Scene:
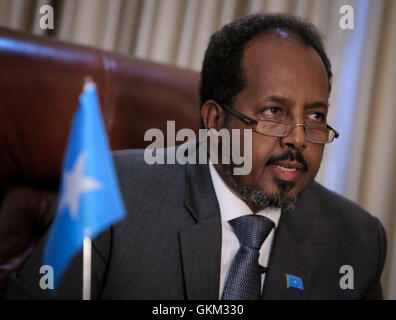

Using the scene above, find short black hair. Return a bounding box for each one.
[199,13,333,109]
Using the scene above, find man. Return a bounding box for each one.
[6,13,386,299]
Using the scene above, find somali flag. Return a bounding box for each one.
[286,274,304,290]
[43,80,125,288]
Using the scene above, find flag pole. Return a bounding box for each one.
[82,77,94,301]
[83,235,92,300]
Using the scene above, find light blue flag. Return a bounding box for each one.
[44,81,125,288]
[286,274,304,290]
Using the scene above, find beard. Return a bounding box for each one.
[223,163,297,213]
[216,120,304,213]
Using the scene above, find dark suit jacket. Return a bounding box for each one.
[6,148,387,299]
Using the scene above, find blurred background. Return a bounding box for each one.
[0,0,395,299]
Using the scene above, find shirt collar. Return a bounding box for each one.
[208,159,281,227]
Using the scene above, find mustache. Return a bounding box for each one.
[266,150,308,172]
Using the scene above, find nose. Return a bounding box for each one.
[280,124,307,151]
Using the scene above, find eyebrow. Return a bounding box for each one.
[305,101,329,110]
[263,95,329,109]
[264,95,290,105]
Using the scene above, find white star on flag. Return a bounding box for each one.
[58,151,103,219]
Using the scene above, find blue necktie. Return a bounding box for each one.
[222,214,275,300]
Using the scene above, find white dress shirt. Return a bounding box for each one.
[208,160,281,299]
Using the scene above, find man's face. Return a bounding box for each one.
[218,33,329,211]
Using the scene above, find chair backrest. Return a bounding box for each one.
[0,27,201,296]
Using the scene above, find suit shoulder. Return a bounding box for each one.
[112,149,146,165]
[111,148,187,197]
[306,181,374,221]
[304,181,386,248]
[301,181,386,244]
[112,148,185,174]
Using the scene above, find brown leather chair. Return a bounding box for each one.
[0,27,201,297]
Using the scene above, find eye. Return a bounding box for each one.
[307,111,326,122]
[262,106,285,117]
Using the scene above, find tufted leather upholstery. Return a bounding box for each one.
[0,27,201,296]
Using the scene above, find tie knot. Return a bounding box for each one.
[229,215,275,249]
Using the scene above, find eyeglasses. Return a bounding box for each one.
[217,102,339,144]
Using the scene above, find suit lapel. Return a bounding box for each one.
[179,161,222,300]
[262,204,312,299]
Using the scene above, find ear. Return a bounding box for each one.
[201,100,225,130]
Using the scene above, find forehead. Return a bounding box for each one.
[240,32,329,102]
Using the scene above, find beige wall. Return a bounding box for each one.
[0,0,395,299]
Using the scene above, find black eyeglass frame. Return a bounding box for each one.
[216,102,340,144]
